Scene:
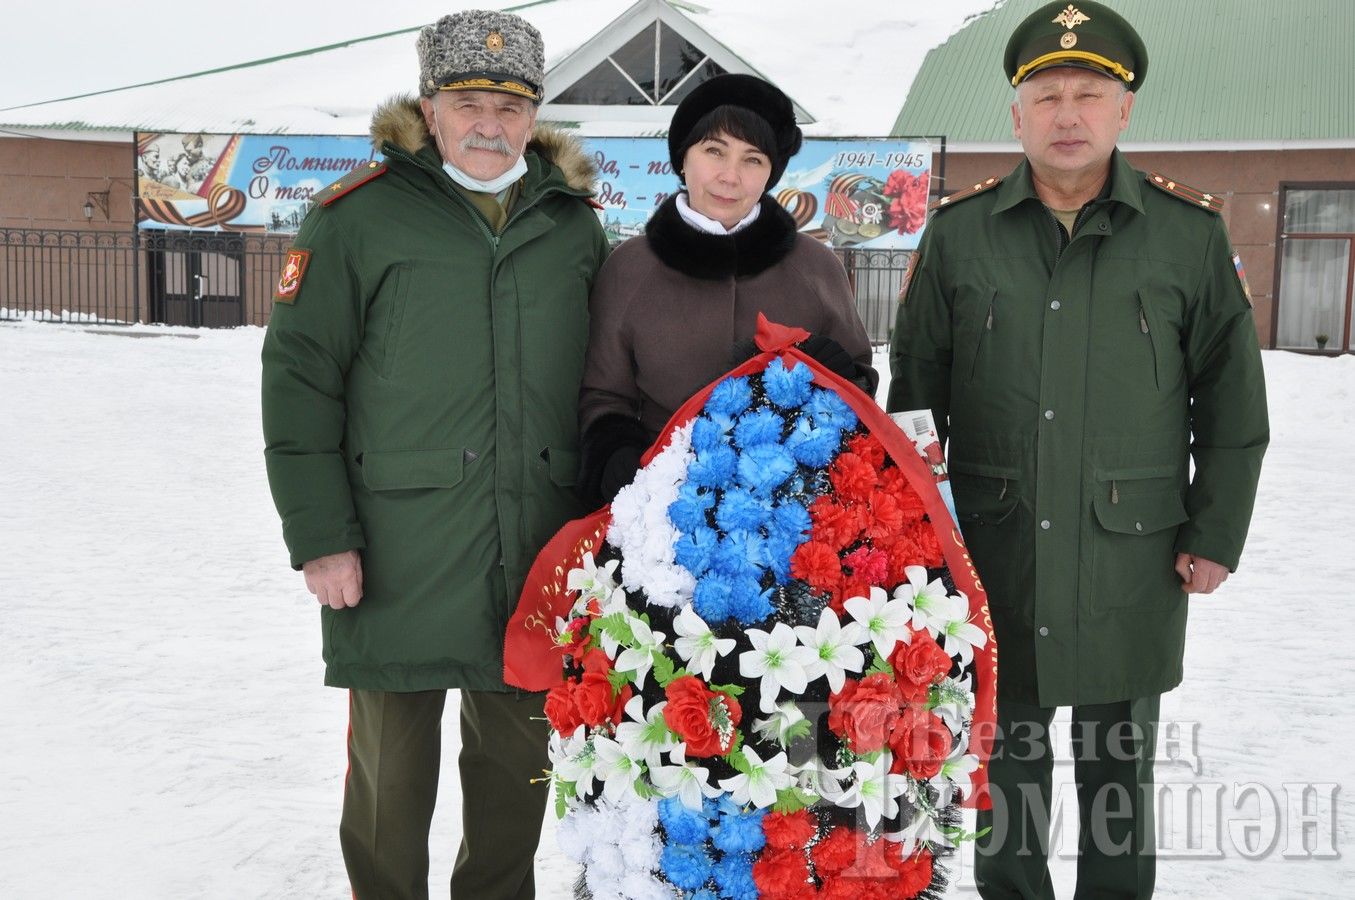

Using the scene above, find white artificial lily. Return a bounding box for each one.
[844,585,913,659]
[612,696,676,771]
[897,565,967,636]
[937,593,989,665]
[648,742,721,810]
[789,755,850,804]
[931,753,981,804]
[553,731,601,801]
[566,552,621,614]
[592,735,647,804]
[837,754,909,829]
[886,802,956,854]
[611,615,666,687]
[930,674,975,734]
[794,606,867,692]
[739,622,818,712]
[718,745,794,809]
[751,701,807,748]
[672,605,735,681]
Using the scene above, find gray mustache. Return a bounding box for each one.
[460,134,514,156]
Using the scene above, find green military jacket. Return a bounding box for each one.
[262,98,609,692]
[887,150,1268,706]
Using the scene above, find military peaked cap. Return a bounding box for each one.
[1005,2,1148,91]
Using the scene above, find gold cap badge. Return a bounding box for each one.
[1053,4,1091,29]
[1060,32,1078,48]
[486,31,505,52]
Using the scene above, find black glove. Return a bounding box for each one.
[579,413,653,507]
[797,333,856,380]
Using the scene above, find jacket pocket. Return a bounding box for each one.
[1090,476,1188,611]
[950,460,1023,607]
[361,448,464,491]
[375,264,412,378]
[964,287,998,384]
[541,446,579,488]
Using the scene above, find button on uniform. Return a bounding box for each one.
[1040,519,1051,530]
[1050,300,1061,310]
[1038,626,1050,637]
[1044,409,1055,420]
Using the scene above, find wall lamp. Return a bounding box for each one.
[83,190,111,221]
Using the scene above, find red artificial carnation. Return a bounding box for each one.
[881,467,929,525]
[810,824,858,876]
[829,452,878,503]
[883,533,925,584]
[663,675,742,757]
[809,496,864,551]
[889,706,953,779]
[752,848,814,899]
[842,546,889,587]
[543,680,583,734]
[885,170,930,234]
[791,540,844,592]
[909,521,945,567]
[763,809,819,850]
[887,845,935,897]
[889,627,955,703]
[865,490,905,544]
[846,432,887,469]
[828,673,904,754]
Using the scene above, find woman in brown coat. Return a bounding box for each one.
[578,74,877,504]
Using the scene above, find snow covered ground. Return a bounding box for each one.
[1,319,1351,898]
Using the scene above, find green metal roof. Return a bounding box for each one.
[893,0,1355,143]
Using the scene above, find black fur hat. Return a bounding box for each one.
[667,74,803,189]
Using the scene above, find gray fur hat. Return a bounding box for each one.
[417,10,545,102]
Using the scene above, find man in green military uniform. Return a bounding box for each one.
[261,9,608,899]
[887,2,1267,897]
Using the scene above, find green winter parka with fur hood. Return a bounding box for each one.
[262,96,609,692]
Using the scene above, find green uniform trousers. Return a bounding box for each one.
[975,695,1160,900]
[339,688,550,899]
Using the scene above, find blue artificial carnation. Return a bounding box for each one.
[712,806,768,854]
[711,851,758,899]
[659,795,712,845]
[763,534,797,584]
[674,525,719,577]
[692,892,719,900]
[714,488,771,534]
[688,444,738,488]
[771,499,811,541]
[804,386,858,431]
[737,443,797,496]
[660,843,714,891]
[763,357,815,409]
[784,417,843,467]
[706,376,753,418]
[669,482,715,532]
[728,577,775,625]
[712,530,765,580]
[690,415,726,454]
[692,572,734,622]
[732,408,786,450]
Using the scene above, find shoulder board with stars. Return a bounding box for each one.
[1145,172,1224,213]
[929,176,1002,211]
[318,160,388,207]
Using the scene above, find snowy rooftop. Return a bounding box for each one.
[0,0,1002,138]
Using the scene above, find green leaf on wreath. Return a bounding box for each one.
[708,682,746,697]
[651,651,677,687]
[590,612,636,647]
[865,648,894,677]
[772,786,819,814]
[554,780,575,819]
[781,717,814,744]
[725,740,751,774]
[607,668,633,694]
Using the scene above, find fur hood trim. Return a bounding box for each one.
[644,193,799,280]
[369,94,597,193]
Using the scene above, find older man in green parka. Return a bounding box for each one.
[887,3,1267,898]
[261,10,607,899]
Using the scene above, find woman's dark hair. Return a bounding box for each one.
[674,104,777,177]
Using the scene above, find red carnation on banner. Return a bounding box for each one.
[884,169,930,234]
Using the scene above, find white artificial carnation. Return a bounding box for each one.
[556,805,598,862]
[619,869,673,900]
[606,422,698,609]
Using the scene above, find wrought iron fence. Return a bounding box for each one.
[141,230,291,327]
[836,247,910,344]
[1,228,139,324]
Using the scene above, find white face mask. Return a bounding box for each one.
[430,104,528,194]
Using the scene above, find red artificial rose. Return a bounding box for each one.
[889,706,953,779]
[809,496,864,551]
[828,673,904,754]
[887,845,935,897]
[558,617,591,657]
[574,670,631,728]
[543,680,584,734]
[909,521,945,567]
[791,539,844,592]
[865,490,905,544]
[829,452,878,503]
[663,675,742,757]
[752,848,814,899]
[763,808,819,850]
[846,432,886,469]
[810,824,857,876]
[889,628,955,703]
[842,546,888,587]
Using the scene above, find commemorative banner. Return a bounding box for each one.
[136,132,932,248]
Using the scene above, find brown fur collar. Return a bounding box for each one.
[369,94,597,193]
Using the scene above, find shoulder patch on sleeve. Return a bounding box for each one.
[274,248,311,304]
[318,160,388,207]
[1232,252,1254,307]
[929,175,1002,211]
[1146,172,1224,213]
[898,251,920,303]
